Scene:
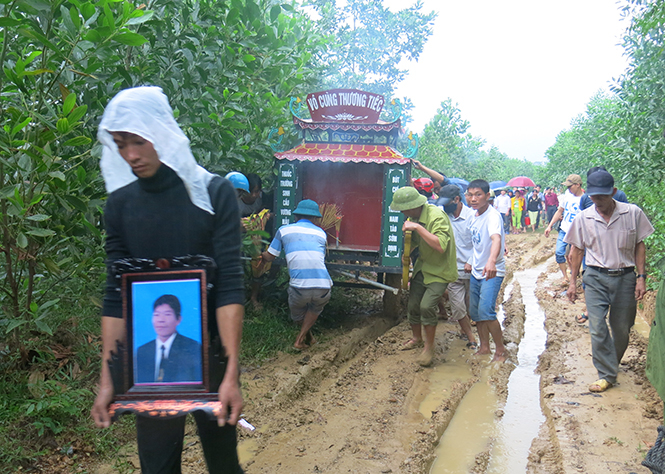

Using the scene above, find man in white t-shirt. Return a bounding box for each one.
[493,189,511,234]
[466,179,507,362]
[438,185,478,348]
[545,174,584,284]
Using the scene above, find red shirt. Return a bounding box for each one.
[544,192,559,207]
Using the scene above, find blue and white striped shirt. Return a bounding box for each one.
[267,219,332,289]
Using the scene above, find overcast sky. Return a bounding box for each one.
[384,0,630,163]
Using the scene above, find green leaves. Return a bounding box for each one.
[63,136,91,147]
[56,118,70,134]
[115,32,147,46]
[126,10,154,25]
[63,94,77,116]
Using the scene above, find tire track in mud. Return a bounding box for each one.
[528,236,662,473]
[91,234,552,474]
[88,233,662,474]
[238,234,551,474]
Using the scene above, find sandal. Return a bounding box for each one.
[576,313,588,325]
[589,379,612,393]
[466,342,478,350]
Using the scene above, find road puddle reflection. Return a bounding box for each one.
[430,263,549,473]
[429,370,498,473]
[488,264,547,472]
[418,338,474,419]
[634,312,651,338]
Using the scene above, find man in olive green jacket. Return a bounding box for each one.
[391,186,458,366]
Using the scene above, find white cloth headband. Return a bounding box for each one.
[98,86,215,214]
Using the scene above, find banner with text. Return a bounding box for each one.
[274,161,300,228]
[380,165,408,268]
[306,89,385,124]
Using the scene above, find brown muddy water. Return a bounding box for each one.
[430,263,549,473]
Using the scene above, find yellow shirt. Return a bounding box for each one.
[411,204,458,284]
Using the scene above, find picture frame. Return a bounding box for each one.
[109,269,220,419]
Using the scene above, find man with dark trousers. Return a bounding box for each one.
[135,294,202,384]
[91,87,245,474]
[565,170,653,392]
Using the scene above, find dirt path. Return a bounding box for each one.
[91,232,662,473]
[529,250,661,473]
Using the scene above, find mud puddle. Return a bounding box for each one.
[429,371,497,473]
[83,233,661,474]
[488,263,548,472]
[429,263,548,473]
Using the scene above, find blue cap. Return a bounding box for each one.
[293,199,322,217]
[586,170,614,196]
[225,171,249,192]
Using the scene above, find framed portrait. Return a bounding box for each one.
[110,269,220,418]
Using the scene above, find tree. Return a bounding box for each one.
[305,0,436,101]
[542,92,622,186]
[0,0,328,349]
[418,98,473,175]
[0,0,151,347]
[415,99,542,182]
[129,0,328,175]
[542,0,665,275]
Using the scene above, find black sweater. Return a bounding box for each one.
[102,164,244,326]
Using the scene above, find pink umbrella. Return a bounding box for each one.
[507,176,535,187]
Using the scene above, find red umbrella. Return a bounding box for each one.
[507,176,535,187]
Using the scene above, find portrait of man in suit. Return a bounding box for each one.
[135,294,202,384]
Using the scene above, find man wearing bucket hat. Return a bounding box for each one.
[565,170,653,392]
[391,187,457,366]
[260,199,332,350]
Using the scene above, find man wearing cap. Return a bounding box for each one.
[439,185,479,349]
[225,171,249,198]
[564,170,654,392]
[391,187,457,367]
[579,166,628,211]
[545,174,585,283]
[260,200,332,350]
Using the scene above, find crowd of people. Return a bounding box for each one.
[88,86,659,473]
[492,185,562,234]
[409,160,655,398]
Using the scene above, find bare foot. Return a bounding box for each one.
[416,348,434,367]
[400,338,424,351]
[294,342,309,351]
[305,331,317,346]
[474,348,492,356]
[492,352,507,362]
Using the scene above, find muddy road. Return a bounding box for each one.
[99,232,662,473]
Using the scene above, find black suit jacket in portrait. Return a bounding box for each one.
[135,333,202,383]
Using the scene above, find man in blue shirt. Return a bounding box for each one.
[260,199,332,350]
